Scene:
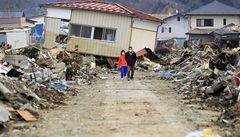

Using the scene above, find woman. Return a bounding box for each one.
[117,50,128,80]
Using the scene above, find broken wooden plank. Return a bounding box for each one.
[17,110,37,121]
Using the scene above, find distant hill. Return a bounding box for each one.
[110,0,240,14]
[0,0,240,17]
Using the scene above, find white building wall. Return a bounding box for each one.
[6,30,30,49]
[47,8,71,20]
[132,18,159,31]
[158,16,189,40]
[130,28,157,51]
[131,18,159,51]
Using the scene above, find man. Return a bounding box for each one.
[125,46,137,80]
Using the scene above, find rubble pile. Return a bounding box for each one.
[0,45,110,132]
[136,45,181,72]
[161,43,240,136]
[0,74,69,112]
[218,102,240,136]
[137,57,162,72]
[136,48,162,72]
[167,43,240,109]
[137,42,240,135]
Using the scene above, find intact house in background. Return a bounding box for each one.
[42,1,162,57]
[0,11,35,49]
[156,13,189,48]
[186,1,240,45]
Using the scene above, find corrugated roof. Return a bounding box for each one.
[42,1,162,22]
[0,11,25,18]
[126,7,161,22]
[187,1,240,15]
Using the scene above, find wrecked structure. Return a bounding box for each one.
[42,1,162,57]
[212,23,240,48]
[137,31,240,135]
[0,42,113,135]
[186,23,240,49]
[187,1,240,45]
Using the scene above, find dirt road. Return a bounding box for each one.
[11,72,221,137]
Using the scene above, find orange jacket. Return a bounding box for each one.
[117,55,128,69]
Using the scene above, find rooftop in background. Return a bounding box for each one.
[186,28,215,35]
[27,14,46,18]
[163,13,187,20]
[151,14,172,20]
[41,0,162,22]
[0,11,25,19]
[187,0,240,15]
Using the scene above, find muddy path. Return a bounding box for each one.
[10,72,221,137]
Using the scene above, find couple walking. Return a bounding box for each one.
[117,46,137,80]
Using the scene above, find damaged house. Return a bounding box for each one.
[212,23,240,48]
[187,1,240,45]
[42,1,162,57]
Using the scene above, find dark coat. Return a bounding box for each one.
[125,51,137,66]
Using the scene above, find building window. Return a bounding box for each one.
[161,27,164,33]
[223,18,226,25]
[71,25,81,37]
[93,28,116,41]
[196,19,214,27]
[103,29,116,41]
[177,17,180,21]
[71,24,116,42]
[94,27,103,40]
[81,26,92,38]
[70,24,92,38]
[169,27,172,33]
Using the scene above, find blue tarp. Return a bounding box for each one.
[162,72,173,78]
[31,24,44,43]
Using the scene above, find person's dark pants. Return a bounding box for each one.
[127,65,135,79]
